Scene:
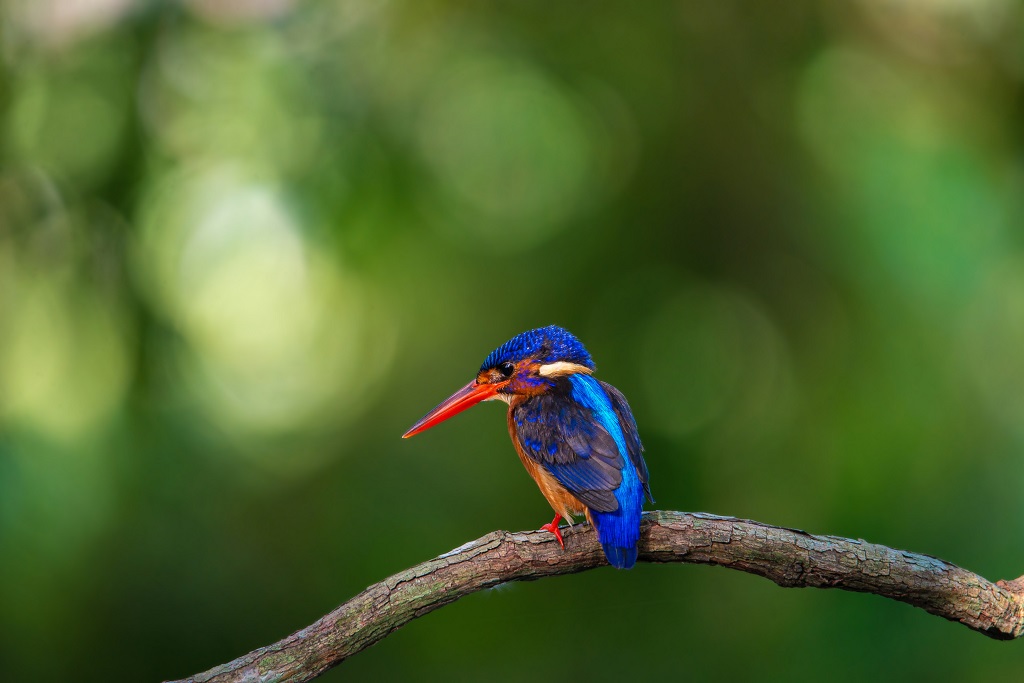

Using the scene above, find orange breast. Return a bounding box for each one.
[506,407,587,522]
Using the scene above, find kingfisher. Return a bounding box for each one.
[403,325,652,569]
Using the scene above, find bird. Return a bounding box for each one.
[403,325,653,569]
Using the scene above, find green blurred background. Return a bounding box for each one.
[1,1,1023,681]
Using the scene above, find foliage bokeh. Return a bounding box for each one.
[1,2,1023,681]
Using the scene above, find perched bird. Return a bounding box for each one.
[403,325,653,569]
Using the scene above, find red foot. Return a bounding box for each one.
[540,514,565,549]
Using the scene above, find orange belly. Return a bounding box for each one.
[506,408,588,524]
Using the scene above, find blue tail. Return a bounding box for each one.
[592,508,642,569]
[601,541,639,569]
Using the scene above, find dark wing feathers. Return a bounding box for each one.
[600,381,654,503]
[514,394,623,513]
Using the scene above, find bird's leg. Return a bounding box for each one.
[540,513,565,549]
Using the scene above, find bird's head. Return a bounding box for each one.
[402,325,595,438]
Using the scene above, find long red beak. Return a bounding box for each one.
[402,380,500,438]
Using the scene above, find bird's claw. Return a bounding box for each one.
[540,520,565,549]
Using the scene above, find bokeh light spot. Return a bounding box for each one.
[798,46,1007,308]
[639,283,793,438]
[137,166,395,449]
[8,64,127,186]
[416,55,595,250]
[141,27,323,173]
[0,272,130,440]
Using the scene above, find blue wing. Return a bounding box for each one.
[515,375,650,569]
[512,390,623,513]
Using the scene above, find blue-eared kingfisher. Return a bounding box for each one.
[403,325,653,569]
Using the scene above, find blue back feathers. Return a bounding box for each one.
[481,325,595,372]
[568,374,644,569]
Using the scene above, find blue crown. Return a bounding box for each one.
[480,325,595,372]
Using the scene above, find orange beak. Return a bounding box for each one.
[402,380,500,438]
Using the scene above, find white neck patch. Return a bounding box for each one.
[537,361,593,377]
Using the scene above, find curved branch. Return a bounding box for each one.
[167,511,1024,683]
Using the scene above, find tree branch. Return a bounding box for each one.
[167,511,1024,683]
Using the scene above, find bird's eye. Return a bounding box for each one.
[497,361,515,378]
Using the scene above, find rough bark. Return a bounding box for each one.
[167,511,1024,683]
